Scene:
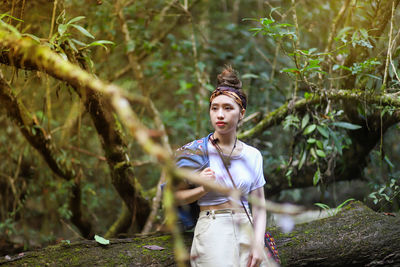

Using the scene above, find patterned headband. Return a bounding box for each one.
[209,87,244,110]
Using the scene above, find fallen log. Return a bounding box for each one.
[277,201,400,266]
[1,201,399,266]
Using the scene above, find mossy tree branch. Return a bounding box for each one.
[239,89,400,195]
[0,28,151,233]
[239,89,400,140]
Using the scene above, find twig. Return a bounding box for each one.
[381,1,396,157]
[19,0,26,30]
[255,46,272,65]
[49,0,58,39]
[291,0,301,102]
[9,0,16,25]
[389,29,400,84]
[324,0,351,53]
[141,171,165,234]
[65,145,107,161]
[382,1,395,92]
[241,111,261,124]
[163,172,187,267]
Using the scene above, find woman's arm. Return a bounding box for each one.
[174,167,215,205]
[248,187,266,267]
[175,185,207,205]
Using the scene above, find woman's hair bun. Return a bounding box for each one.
[217,65,242,90]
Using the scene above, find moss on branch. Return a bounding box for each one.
[239,89,400,140]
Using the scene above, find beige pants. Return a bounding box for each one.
[190,209,267,267]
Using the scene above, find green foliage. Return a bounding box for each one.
[369,178,400,206]
[282,109,356,176]
[47,11,114,64]
[247,16,295,40]
[315,198,355,217]
[0,218,17,236]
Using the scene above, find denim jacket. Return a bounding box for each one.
[174,133,212,230]
[175,133,212,172]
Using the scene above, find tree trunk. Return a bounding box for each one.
[1,202,399,266]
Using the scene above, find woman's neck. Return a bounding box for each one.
[212,131,237,146]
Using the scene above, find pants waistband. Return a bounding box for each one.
[199,208,248,217]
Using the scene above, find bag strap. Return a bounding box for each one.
[210,136,253,226]
[211,136,278,264]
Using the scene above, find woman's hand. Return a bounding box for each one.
[247,243,265,267]
[199,167,216,192]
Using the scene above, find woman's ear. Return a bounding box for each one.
[239,109,245,121]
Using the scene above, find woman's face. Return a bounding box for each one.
[209,94,245,135]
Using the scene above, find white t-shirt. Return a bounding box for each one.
[198,142,266,209]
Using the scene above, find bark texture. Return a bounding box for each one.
[277,201,400,266]
[1,202,399,266]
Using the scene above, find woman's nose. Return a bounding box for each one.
[217,109,224,118]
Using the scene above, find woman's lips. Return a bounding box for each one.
[216,122,225,126]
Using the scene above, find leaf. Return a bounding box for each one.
[331,121,362,130]
[303,124,316,135]
[317,126,329,138]
[143,245,165,250]
[67,16,86,25]
[304,92,312,99]
[21,33,40,43]
[86,40,115,50]
[314,202,329,210]
[316,140,324,149]
[316,149,326,158]
[310,147,317,159]
[298,149,307,170]
[327,128,342,155]
[0,21,21,37]
[307,138,316,144]
[94,235,110,245]
[301,114,310,129]
[281,68,300,74]
[67,39,78,52]
[384,155,394,169]
[58,24,68,36]
[0,13,23,22]
[313,169,320,186]
[242,73,259,79]
[336,198,355,210]
[70,24,95,39]
[71,38,87,46]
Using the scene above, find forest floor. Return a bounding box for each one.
[1,201,399,266]
[0,232,190,266]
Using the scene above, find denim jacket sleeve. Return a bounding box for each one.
[170,133,212,231]
[175,133,212,173]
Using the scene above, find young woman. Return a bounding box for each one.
[175,66,268,267]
